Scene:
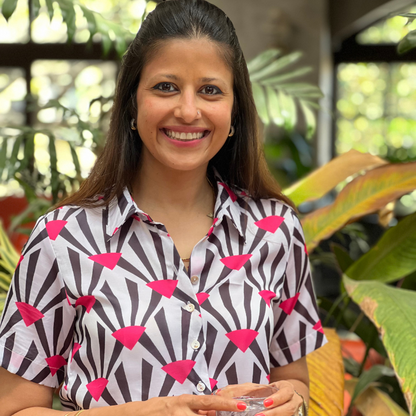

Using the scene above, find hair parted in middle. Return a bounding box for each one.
[60,0,294,209]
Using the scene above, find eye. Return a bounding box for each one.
[200,85,223,95]
[153,82,177,92]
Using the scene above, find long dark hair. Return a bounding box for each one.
[60,0,295,209]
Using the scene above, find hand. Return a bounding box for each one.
[215,381,303,416]
[142,393,248,416]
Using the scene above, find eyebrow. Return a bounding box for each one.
[159,74,220,83]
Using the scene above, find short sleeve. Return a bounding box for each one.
[0,214,75,387]
[269,214,327,367]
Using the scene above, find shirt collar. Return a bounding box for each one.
[106,176,246,241]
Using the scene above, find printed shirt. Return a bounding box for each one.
[0,180,327,411]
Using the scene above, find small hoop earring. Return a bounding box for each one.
[197,110,201,117]
[130,119,137,130]
[228,126,235,137]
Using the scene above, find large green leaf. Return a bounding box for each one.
[247,49,282,74]
[398,29,416,55]
[283,150,387,206]
[344,276,416,415]
[302,162,416,251]
[1,0,18,21]
[346,212,416,283]
[345,380,409,416]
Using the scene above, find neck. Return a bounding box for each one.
[132,163,214,217]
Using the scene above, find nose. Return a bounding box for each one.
[174,90,199,123]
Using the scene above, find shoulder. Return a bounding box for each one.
[234,193,301,246]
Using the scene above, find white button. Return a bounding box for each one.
[190,275,199,285]
[191,340,200,350]
[185,303,195,313]
[197,381,206,392]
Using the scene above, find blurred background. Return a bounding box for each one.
[1,1,416,415]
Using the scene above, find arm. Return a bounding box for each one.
[0,367,246,416]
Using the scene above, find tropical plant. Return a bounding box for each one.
[284,149,416,415]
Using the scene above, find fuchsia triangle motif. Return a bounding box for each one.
[75,295,96,313]
[162,360,196,384]
[132,214,141,222]
[112,227,118,236]
[88,253,121,270]
[112,326,146,350]
[304,244,308,255]
[45,220,68,241]
[313,320,324,334]
[254,216,284,233]
[196,292,210,305]
[71,343,81,362]
[65,291,71,306]
[17,255,24,268]
[15,302,44,327]
[45,355,67,376]
[219,182,237,202]
[279,293,300,315]
[207,218,219,237]
[146,280,178,299]
[87,378,109,401]
[88,253,122,270]
[258,290,276,307]
[226,329,259,353]
[210,378,218,390]
[266,374,270,382]
[221,254,252,271]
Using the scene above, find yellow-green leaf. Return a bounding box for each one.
[346,211,416,283]
[345,380,409,416]
[344,276,416,415]
[252,83,270,125]
[283,150,387,206]
[265,86,284,126]
[306,328,344,416]
[302,162,416,251]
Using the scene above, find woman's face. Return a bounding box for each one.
[135,38,234,174]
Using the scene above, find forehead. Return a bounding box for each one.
[141,38,233,83]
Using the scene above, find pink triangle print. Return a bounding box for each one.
[210,378,218,390]
[17,255,24,268]
[65,291,71,306]
[196,292,210,305]
[313,320,324,334]
[45,355,67,376]
[87,378,109,401]
[112,326,146,350]
[258,290,276,307]
[71,343,81,362]
[254,216,284,233]
[226,329,259,352]
[220,254,252,271]
[266,374,270,382]
[146,280,178,299]
[279,293,300,315]
[88,253,122,270]
[219,182,237,202]
[304,244,308,255]
[15,302,44,327]
[162,360,196,384]
[75,295,96,313]
[45,220,68,240]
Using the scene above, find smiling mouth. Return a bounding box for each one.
[163,128,211,141]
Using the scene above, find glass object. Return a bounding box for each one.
[217,385,278,416]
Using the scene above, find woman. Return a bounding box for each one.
[0,1,326,415]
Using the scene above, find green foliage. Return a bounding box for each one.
[290,151,416,414]
[397,13,416,55]
[247,49,322,138]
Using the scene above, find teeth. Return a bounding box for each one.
[165,129,206,141]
